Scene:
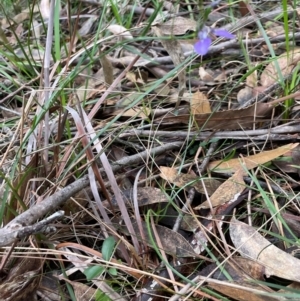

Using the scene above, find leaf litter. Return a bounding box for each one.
[1,0,300,300]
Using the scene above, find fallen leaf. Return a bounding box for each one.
[159,166,221,195]
[155,16,197,35]
[246,69,258,88]
[102,187,169,209]
[159,102,273,130]
[237,86,254,105]
[71,281,97,301]
[99,52,114,85]
[107,24,133,40]
[159,206,200,232]
[114,218,197,257]
[199,67,214,82]
[208,143,299,173]
[260,48,300,87]
[195,169,245,209]
[126,70,148,85]
[230,217,300,282]
[190,90,211,115]
[112,107,151,118]
[208,282,281,301]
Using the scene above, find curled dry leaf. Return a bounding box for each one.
[155,16,197,35]
[199,67,214,82]
[260,48,300,87]
[195,169,245,209]
[208,143,299,173]
[237,86,254,105]
[126,69,148,85]
[99,52,114,85]
[159,166,221,195]
[230,217,300,282]
[107,24,133,40]
[190,90,211,115]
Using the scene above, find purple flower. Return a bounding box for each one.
[194,26,235,56]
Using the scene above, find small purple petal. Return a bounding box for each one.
[213,29,235,39]
[194,38,212,55]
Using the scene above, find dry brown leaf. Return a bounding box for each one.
[196,169,245,209]
[112,107,151,118]
[214,72,227,82]
[191,90,211,115]
[208,282,281,301]
[237,69,258,104]
[199,67,214,82]
[159,102,273,130]
[230,217,300,282]
[168,91,191,104]
[156,16,197,35]
[159,166,221,195]
[102,187,169,209]
[107,24,133,40]
[201,257,265,281]
[126,70,148,85]
[115,218,197,257]
[203,258,279,301]
[160,207,200,232]
[260,48,300,87]
[246,70,258,88]
[71,281,97,301]
[208,143,299,173]
[237,86,254,105]
[99,52,114,85]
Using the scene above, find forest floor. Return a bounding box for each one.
[1,0,300,300]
